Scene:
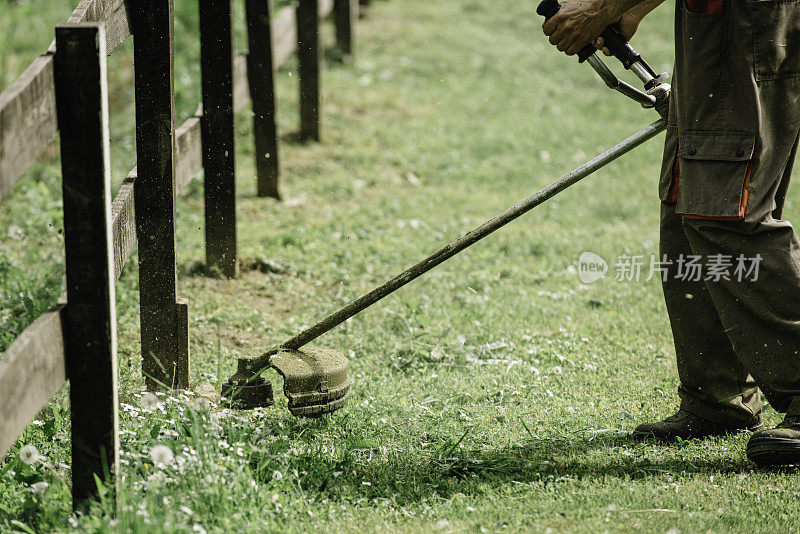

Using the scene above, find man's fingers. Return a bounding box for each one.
[566,41,586,55]
[542,16,557,36]
[548,25,567,46]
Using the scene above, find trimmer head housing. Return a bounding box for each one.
[269,347,352,417]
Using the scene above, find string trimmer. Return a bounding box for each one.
[222,0,671,416]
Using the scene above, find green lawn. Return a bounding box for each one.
[2,0,800,532]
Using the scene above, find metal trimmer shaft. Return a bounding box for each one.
[242,118,668,376]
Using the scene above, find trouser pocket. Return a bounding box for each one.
[675,3,724,129]
[674,131,756,220]
[659,126,679,203]
[749,0,800,82]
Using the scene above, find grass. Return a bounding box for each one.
[2,0,800,532]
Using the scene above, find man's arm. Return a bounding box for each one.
[542,0,664,56]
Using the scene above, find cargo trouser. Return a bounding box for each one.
[659,0,800,424]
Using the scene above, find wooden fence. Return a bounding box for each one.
[0,0,366,509]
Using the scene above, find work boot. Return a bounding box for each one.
[747,403,800,466]
[632,410,763,442]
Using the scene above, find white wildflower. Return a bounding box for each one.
[141,392,161,411]
[192,524,207,534]
[272,470,283,481]
[31,481,49,495]
[193,397,212,413]
[8,224,25,240]
[180,505,193,516]
[149,445,174,466]
[19,444,40,465]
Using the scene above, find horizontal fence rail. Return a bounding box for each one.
[0,0,355,507]
[0,0,334,206]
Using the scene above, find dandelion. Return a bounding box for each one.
[141,392,161,411]
[149,445,174,466]
[19,444,40,465]
[7,224,24,240]
[193,397,211,413]
[30,481,49,495]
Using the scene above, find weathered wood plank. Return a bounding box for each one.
[232,55,251,113]
[246,0,281,199]
[0,308,67,459]
[131,0,188,390]
[62,0,132,54]
[111,172,137,282]
[200,0,238,279]
[319,0,334,17]
[175,115,204,190]
[111,113,203,284]
[273,5,299,66]
[297,0,321,141]
[54,22,119,508]
[0,0,136,206]
[0,56,57,204]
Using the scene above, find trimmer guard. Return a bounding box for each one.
[269,347,352,417]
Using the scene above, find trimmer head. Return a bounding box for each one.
[269,347,352,418]
[226,346,352,417]
[221,360,275,409]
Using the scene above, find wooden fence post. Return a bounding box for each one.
[246,0,281,199]
[334,0,356,56]
[54,22,119,509]
[131,0,190,390]
[199,0,238,278]
[297,0,320,142]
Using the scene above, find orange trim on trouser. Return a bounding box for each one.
[685,0,723,14]
[665,152,680,203]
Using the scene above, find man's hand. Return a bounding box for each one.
[593,12,641,56]
[542,0,624,56]
[594,0,665,54]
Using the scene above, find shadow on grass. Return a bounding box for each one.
[255,426,800,505]
[441,434,749,482]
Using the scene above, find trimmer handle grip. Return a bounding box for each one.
[536,0,641,68]
[536,0,595,63]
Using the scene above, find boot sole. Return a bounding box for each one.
[632,423,764,442]
[747,435,800,466]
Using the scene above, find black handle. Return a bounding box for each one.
[537,0,642,68]
[597,26,641,69]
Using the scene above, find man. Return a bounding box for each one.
[543,0,800,465]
